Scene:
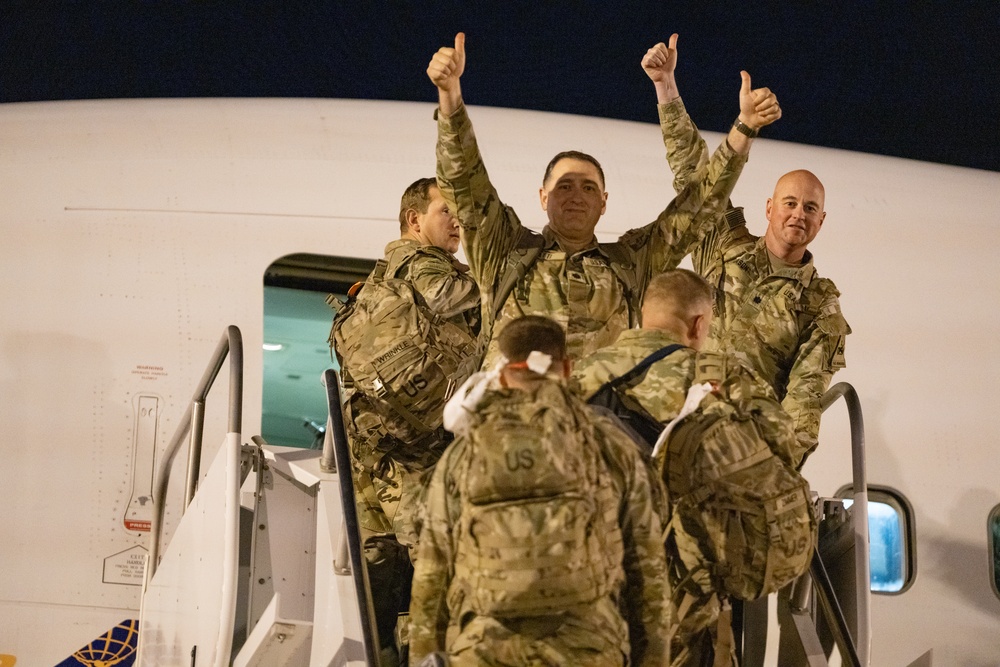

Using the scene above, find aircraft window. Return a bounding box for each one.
[990,505,1000,600]
[837,485,915,594]
[262,254,375,448]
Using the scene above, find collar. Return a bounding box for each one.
[752,237,817,287]
[615,327,686,348]
[540,225,600,256]
[384,237,454,260]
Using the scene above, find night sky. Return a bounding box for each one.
[2,3,997,172]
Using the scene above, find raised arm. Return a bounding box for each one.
[622,70,779,275]
[428,33,525,308]
[644,35,781,190]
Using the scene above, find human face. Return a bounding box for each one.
[764,171,826,263]
[412,186,460,253]
[539,158,608,247]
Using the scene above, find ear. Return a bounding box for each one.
[405,208,421,233]
[765,197,773,221]
[688,313,711,348]
[818,211,826,229]
[539,186,549,212]
[600,190,608,215]
[687,314,703,344]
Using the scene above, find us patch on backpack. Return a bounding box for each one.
[661,384,816,601]
[330,257,480,445]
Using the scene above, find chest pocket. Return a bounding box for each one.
[576,257,626,320]
[726,283,802,369]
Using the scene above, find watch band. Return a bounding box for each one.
[732,118,760,139]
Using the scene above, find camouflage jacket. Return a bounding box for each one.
[659,100,851,465]
[409,380,668,667]
[573,328,697,423]
[436,103,748,367]
[382,238,481,336]
[573,330,794,463]
[343,238,481,469]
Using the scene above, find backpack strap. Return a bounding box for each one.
[598,242,640,324]
[493,231,545,320]
[593,343,686,395]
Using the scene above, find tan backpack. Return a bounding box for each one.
[451,384,624,617]
[662,374,816,601]
[330,252,481,447]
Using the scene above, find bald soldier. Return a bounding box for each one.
[643,35,850,466]
[573,270,797,667]
[426,32,782,369]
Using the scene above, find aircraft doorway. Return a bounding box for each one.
[262,253,375,447]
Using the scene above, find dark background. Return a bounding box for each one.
[2,2,997,171]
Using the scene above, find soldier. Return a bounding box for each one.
[337,177,481,666]
[574,268,715,423]
[426,33,782,369]
[643,34,850,467]
[574,270,797,667]
[409,315,669,667]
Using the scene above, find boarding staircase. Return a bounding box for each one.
[136,326,376,666]
[136,324,887,666]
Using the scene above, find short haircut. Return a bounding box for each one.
[643,269,713,320]
[497,315,567,363]
[542,151,606,189]
[398,177,437,232]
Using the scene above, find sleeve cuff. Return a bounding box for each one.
[657,98,688,125]
[436,102,469,132]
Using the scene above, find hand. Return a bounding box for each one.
[427,32,466,92]
[641,34,678,83]
[738,71,781,130]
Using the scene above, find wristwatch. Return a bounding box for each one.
[732,118,760,139]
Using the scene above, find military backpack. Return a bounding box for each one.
[329,250,481,448]
[452,383,624,617]
[661,372,816,601]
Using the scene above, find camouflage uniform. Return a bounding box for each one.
[409,380,669,667]
[435,103,748,367]
[659,99,851,466]
[573,328,696,423]
[342,237,481,664]
[574,333,795,667]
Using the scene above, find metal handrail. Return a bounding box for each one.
[324,368,381,666]
[820,381,871,666]
[147,325,244,579]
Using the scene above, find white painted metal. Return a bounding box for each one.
[233,593,311,667]
[310,470,368,666]
[138,434,240,666]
